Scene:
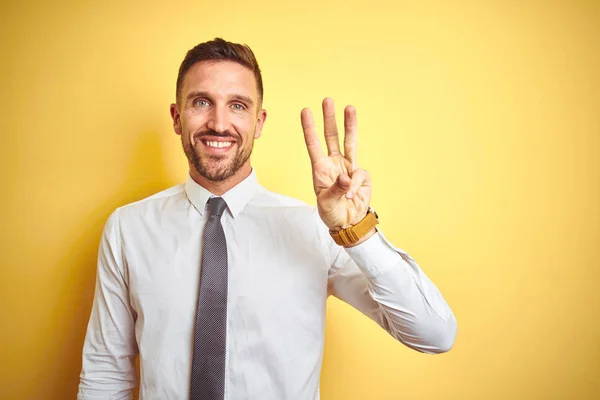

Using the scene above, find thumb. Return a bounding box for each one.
[326,174,351,199]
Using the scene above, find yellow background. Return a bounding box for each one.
[1,0,598,399]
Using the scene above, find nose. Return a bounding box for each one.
[206,104,229,133]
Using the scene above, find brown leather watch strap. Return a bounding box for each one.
[329,209,379,246]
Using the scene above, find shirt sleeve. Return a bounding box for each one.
[325,228,457,354]
[78,209,138,400]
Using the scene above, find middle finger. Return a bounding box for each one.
[322,97,341,156]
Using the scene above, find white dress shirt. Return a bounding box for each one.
[78,170,457,400]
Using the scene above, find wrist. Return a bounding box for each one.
[343,228,377,248]
[329,208,379,247]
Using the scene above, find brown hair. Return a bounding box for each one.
[176,38,263,106]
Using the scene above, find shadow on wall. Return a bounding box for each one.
[44,128,176,399]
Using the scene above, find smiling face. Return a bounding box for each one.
[170,60,266,189]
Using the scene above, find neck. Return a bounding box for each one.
[189,162,252,196]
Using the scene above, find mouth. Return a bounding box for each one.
[198,137,237,153]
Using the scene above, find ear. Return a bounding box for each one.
[254,109,267,139]
[170,103,182,135]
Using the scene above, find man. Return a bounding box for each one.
[78,38,457,400]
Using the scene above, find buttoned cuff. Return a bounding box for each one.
[343,231,411,279]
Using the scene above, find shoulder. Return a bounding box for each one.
[112,183,187,222]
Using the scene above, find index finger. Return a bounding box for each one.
[301,108,325,165]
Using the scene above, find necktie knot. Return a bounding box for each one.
[208,197,227,218]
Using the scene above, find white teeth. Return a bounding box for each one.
[205,140,233,148]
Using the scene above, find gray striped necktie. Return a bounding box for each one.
[190,197,228,400]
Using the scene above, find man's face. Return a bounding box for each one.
[170,61,266,183]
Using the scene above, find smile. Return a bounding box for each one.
[202,140,235,149]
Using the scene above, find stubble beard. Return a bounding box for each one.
[182,131,254,182]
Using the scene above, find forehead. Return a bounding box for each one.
[181,60,257,101]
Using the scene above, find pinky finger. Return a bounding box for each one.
[345,169,371,199]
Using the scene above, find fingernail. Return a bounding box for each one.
[346,192,353,199]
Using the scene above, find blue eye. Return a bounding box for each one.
[193,99,209,107]
[231,103,245,110]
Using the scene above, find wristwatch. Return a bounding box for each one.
[329,208,379,247]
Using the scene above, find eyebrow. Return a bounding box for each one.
[185,91,255,107]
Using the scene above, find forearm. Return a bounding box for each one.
[77,387,133,400]
[78,322,138,398]
[79,210,139,396]
[336,232,457,353]
[78,286,139,397]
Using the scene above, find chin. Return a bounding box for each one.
[198,163,237,182]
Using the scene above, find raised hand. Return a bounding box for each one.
[301,98,372,231]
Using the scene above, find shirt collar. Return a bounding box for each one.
[184,169,259,218]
